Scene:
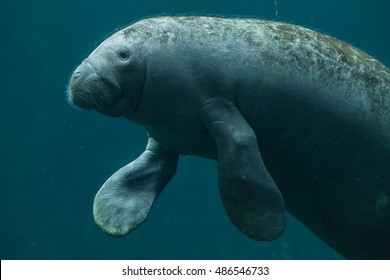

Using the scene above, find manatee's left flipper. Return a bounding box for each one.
[199,98,285,241]
[93,137,178,237]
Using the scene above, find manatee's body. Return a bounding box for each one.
[68,16,390,259]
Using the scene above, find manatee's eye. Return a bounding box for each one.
[117,49,130,61]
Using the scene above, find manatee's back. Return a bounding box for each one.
[137,16,390,133]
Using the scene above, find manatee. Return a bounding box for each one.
[68,16,390,259]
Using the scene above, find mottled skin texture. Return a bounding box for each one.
[68,16,390,259]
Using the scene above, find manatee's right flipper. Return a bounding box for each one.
[93,137,178,237]
[199,98,285,241]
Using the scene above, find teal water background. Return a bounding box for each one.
[1,0,389,259]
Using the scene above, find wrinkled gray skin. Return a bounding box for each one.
[68,16,390,259]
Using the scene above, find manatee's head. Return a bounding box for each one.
[68,30,146,117]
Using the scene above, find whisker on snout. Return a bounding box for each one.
[65,84,78,109]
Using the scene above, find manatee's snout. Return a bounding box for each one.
[69,62,98,109]
[68,60,120,110]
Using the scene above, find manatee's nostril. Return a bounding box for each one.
[72,71,81,79]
